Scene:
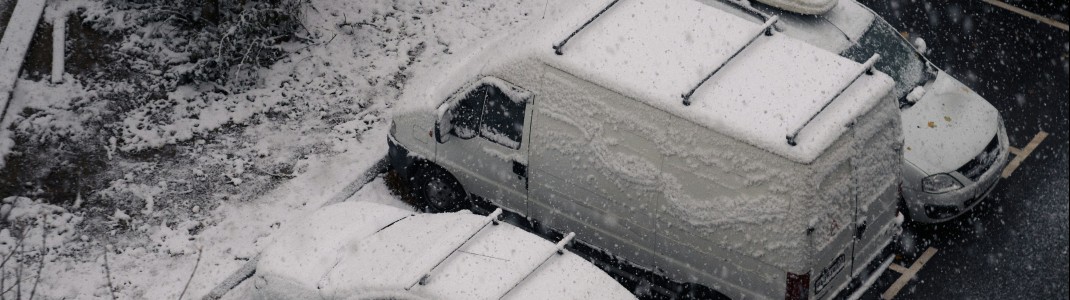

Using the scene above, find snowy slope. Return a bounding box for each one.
[15,0,557,299]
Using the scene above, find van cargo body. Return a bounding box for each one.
[388,0,904,298]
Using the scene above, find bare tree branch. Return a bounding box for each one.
[102,245,117,300]
[177,246,203,300]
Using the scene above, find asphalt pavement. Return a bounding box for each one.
[856,0,1068,298]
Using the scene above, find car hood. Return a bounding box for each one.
[901,71,1000,174]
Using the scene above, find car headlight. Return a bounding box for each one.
[922,173,963,194]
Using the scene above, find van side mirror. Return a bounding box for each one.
[434,120,450,143]
[434,106,452,143]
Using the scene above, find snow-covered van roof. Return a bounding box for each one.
[532,0,894,163]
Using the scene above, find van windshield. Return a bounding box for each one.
[840,18,927,103]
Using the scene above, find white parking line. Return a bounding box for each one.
[1003,131,1048,178]
[981,0,1069,31]
[882,247,939,300]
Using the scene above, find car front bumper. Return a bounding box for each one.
[901,127,1011,223]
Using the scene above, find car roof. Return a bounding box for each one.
[257,202,635,300]
[525,0,894,163]
[749,0,877,54]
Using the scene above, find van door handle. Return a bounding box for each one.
[512,160,527,179]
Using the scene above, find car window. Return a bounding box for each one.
[479,85,527,149]
[841,18,926,101]
[451,85,489,139]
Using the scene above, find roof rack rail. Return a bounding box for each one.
[495,232,577,299]
[786,54,881,146]
[552,0,624,55]
[681,16,779,106]
[403,208,504,290]
[720,0,777,23]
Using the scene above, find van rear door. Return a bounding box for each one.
[847,99,901,278]
[808,90,901,299]
[809,132,858,298]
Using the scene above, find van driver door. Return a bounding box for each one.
[436,77,534,213]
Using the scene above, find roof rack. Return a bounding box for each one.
[786,54,881,146]
[495,232,577,299]
[681,16,779,106]
[721,0,777,24]
[552,0,624,55]
[403,208,504,289]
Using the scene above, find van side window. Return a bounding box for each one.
[451,85,489,139]
[447,78,529,149]
[479,85,526,149]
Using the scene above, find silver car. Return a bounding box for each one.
[721,0,1013,223]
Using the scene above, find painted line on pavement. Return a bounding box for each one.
[882,247,939,299]
[981,0,1069,31]
[887,263,908,274]
[1003,131,1048,178]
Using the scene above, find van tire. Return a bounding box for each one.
[412,164,469,212]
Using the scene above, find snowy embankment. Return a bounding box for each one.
[4,0,549,299]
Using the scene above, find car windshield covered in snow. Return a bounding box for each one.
[841,18,928,103]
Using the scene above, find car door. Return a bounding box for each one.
[436,77,534,213]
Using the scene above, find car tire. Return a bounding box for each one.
[412,164,469,212]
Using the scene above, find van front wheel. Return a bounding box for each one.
[413,165,469,212]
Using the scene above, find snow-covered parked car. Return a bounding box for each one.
[251,201,635,300]
[388,0,905,298]
[713,0,1012,223]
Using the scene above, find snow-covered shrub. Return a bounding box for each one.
[105,0,310,90]
[0,196,84,254]
[0,197,85,300]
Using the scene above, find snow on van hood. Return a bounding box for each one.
[257,202,634,300]
[901,71,1000,174]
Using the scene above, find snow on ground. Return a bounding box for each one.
[4,0,554,298]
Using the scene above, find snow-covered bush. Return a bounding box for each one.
[0,196,84,254]
[176,0,305,88]
[0,196,86,299]
[85,0,309,90]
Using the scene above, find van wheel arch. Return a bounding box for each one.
[410,161,470,213]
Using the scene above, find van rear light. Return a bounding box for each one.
[785,271,810,300]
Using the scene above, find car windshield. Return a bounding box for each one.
[840,17,927,102]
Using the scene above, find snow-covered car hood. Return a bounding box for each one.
[255,202,634,300]
[901,71,1000,174]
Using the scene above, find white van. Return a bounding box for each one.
[389,0,904,298]
[704,0,1012,223]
